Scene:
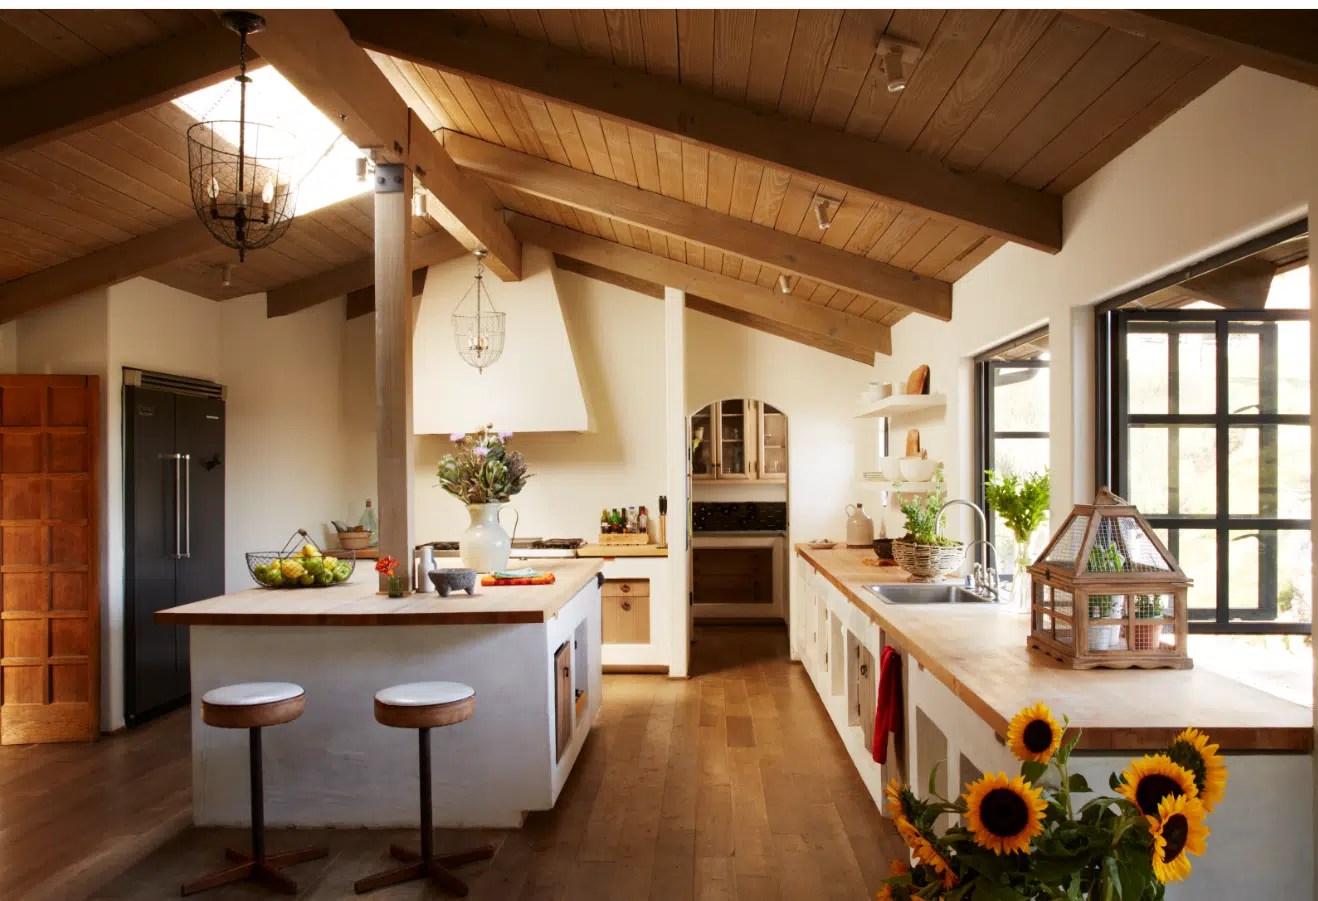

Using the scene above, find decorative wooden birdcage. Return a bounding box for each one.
[1027,488,1192,670]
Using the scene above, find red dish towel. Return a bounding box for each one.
[872,645,902,764]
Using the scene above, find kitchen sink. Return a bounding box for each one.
[862,584,990,605]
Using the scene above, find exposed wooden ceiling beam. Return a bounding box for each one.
[247,10,522,280]
[444,132,952,321]
[0,220,215,324]
[346,266,428,320]
[266,229,463,317]
[552,254,874,364]
[0,23,264,157]
[341,11,1062,254]
[1074,10,1316,88]
[511,214,890,357]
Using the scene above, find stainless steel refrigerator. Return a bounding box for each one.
[123,369,225,726]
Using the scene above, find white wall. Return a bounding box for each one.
[685,309,876,547]
[875,68,1318,546]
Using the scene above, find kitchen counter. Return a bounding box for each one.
[157,558,603,626]
[576,544,668,557]
[796,545,1312,751]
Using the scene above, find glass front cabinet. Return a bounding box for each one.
[691,400,787,481]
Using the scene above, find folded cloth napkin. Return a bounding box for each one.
[493,568,540,579]
[481,572,557,587]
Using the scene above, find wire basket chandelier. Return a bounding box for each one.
[186,12,298,262]
[451,250,505,374]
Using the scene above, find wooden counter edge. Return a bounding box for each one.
[794,545,1314,753]
[575,545,669,557]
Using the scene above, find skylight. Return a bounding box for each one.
[174,67,368,216]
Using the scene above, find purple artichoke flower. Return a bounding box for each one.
[498,431,514,441]
[473,446,490,458]
[449,432,466,442]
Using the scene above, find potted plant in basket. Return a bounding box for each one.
[436,426,531,573]
[892,469,966,582]
[984,468,1050,614]
[880,703,1227,901]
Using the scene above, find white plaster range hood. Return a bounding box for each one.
[413,244,590,433]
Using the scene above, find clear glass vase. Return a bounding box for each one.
[387,574,405,598]
[1009,559,1033,615]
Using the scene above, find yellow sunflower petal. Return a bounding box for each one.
[1148,793,1211,884]
[1117,754,1198,816]
[1169,727,1228,813]
[909,835,958,889]
[963,771,1048,855]
[1006,702,1064,764]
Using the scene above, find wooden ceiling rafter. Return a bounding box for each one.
[1074,10,1318,90]
[339,10,1065,254]
[346,266,428,320]
[245,9,522,282]
[442,130,952,321]
[0,22,264,158]
[509,212,890,358]
[266,228,464,317]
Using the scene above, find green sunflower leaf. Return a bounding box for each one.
[929,759,942,798]
[971,877,1027,901]
[1021,760,1048,784]
[1109,771,1123,791]
[1067,773,1092,794]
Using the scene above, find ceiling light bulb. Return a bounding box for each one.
[777,274,791,294]
[208,176,220,199]
[883,48,906,92]
[261,181,274,203]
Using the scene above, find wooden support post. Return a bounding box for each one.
[664,286,689,679]
[374,163,415,591]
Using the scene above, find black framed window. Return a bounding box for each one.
[1097,223,1310,635]
[974,329,1050,572]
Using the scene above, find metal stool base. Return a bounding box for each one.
[354,843,495,895]
[182,846,329,896]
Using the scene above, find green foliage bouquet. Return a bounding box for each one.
[436,425,531,505]
[984,469,1050,549]
[879,704,1226,901]
[899,468,956,546]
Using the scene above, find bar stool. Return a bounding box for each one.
[355,682,495,896]
[183,682,329,896]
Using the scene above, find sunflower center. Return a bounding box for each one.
[1135,775,1184,816]
[1022,720,1054,754]
[980,788,1030,837]
[1160,814,1189,862]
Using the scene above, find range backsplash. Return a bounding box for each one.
[692,502,788,532]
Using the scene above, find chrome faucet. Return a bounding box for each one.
[964,539,1002,602]
[935,498,988,544]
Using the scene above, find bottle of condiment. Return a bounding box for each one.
[600,508,610,534]
[638,506,649,536]
[626,506,638,533]
[358,499,378,547]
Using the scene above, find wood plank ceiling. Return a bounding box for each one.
[367,9,1232,328]
[0,9,1237,347]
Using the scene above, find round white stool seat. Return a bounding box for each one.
[203,682,305,707]
[373,681,475,729]
[201,682,306,730]
[375,681,474,707]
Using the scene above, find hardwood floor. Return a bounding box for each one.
[79,625,902,900]
[0,706,192,901]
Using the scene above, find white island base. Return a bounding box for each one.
[164,561,603,829]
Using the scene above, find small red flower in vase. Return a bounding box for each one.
[375,556,404,597]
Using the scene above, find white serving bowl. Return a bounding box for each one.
[878,456,904,481]
[899,457,938,482]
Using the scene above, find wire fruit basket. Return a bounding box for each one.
[247,529,356,589]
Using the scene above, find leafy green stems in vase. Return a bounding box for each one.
[984,468,1050,614]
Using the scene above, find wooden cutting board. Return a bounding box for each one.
[905,428,920,456]
[906,364,929,395]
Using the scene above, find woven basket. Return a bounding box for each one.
[892,538,965,582]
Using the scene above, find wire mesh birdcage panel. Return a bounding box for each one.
[1055,618,1072,647]
[1043,514,1090,567]
[188,121,299,259]
[1086,593,1126,620]
[1132,593,1171,619]
[1037,611,1052,635]
[1052,587,1074,618]
[1084,516,1172,574]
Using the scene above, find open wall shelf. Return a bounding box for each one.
[855,392,946,419]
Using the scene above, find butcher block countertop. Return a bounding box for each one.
[796,545,1312,752]
[575,544,668,558]
[157,559,604,627]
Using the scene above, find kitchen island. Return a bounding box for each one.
[158,558,603,829]
[795,545,1312,900]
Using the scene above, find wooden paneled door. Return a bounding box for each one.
[0,375,100,744]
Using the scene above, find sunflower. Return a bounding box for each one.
[1006,703,1064,763]
[876,860,910,901]
[909,834,958,889]
[1116,754,1198,816]
[1148,793,1210,884]
[884,779,922,846]
[1167,727,1228,813]
[963,772,1047,855]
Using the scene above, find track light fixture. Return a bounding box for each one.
[221,263,234,288]
[876,37,921,94]
[777,274,792,294]
[813,196,840,231]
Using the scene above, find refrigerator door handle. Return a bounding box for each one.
[165,453,182,559]
[182,454,191,559]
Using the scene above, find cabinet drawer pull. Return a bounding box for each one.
[859,663,868,676]
[620,583,632,593]
[621,601,632,611]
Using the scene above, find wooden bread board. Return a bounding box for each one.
[598,533,650,546]
[906,364,929,395]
